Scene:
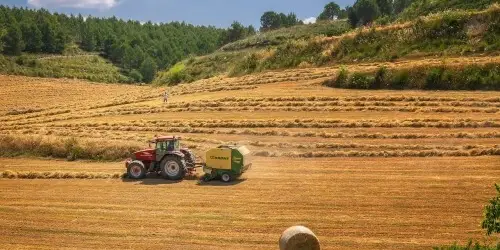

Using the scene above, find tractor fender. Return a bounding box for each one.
[165,151,185,158]
[126,159,144,168]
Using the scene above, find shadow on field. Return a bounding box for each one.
[121,173,183,185]
[196,178,247,186]
[121,173,247,186]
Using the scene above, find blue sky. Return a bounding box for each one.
[0,0,356,27]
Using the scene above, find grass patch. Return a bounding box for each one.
[0,135,141,161]
[0,170,126,179]
[154,62,187,85]
[399,0,498,20]
[0,54,131,83]
[220,20,351,52]
[322,64,500,90]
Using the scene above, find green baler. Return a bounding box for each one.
[202,145,252,182]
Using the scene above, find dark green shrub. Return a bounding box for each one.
[390,70,410,89]
[373,66,388,89]
[129,70,143,83]
[425,67,446,90]
[482,184,500,235]
[230,54,259,76]
[460,66,483,90]
[335,67,349,88]
[348,72,373,89]
[483,65,500,90]
[15,55,29,66]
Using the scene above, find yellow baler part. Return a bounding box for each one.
[205,148,232,170]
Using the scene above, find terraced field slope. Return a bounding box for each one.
[0,57,498,249]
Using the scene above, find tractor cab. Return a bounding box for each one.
[150,136,185,163]
[152,136,181,153]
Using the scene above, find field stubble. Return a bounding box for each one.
[0,157,498,249]
[0,66,498,249]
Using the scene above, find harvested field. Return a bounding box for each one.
[0,63,498,249]
[0,157,499,250]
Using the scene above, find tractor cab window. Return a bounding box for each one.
[156,140,180,151]
[156,141,166,151]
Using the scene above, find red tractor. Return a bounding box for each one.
[125,136,197,180]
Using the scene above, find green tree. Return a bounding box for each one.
[247,25,256,36]
[54,30,68,53]
[351,0,381,26]
[81,24,96,51]
[482,184,500,235]
[318,2,342,21]
[225,21,246,43]
[338,8,348,19]
[0,28,5,53]
[283,13,300,27]
[394,0,413,14]
[122,46,144,69]
[3,23,24,55]
[23,24,43,53]
[347,6,359,27]
[260,11,281,31]
[40,19,58,53]
[139,57,158,83]
[376,0,394,16]
[103,35,117,57]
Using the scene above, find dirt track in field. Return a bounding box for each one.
[0,62,499,250]
[0,157,498,249]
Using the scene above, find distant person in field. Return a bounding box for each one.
[163,91,169,103]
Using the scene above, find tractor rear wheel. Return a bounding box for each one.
[160,156,186,180]
[220,172,234,183]
[127,161,146,179]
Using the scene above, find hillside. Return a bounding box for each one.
[0,51,130,83]
[220,20,351,52]
[398,0,499,20]
[1,1,498,86]
[156,4,500,86]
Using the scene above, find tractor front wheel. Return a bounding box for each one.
[160,156,186,180]
[220,172,234,183]
[127,161,146,179]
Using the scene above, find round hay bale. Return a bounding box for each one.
[279,226,320,250]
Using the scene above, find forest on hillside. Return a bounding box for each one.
[0,6,257,82]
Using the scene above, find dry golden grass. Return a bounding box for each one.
[0,62,498,249]
[0,157,498,249]
[0,170,124,179]
[0,75,158,115]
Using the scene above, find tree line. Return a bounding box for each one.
[316,0,414,27]
[260,11,303,32]
[0,5,256,83]
[258,0,414,32]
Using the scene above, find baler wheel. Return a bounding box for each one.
[221,172,233,183]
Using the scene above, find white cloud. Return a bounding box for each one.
[303,17,316,24]
[28,0,119,10]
